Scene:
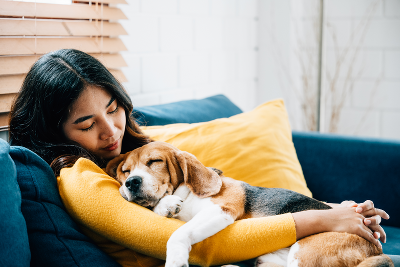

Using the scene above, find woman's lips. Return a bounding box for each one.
[104,140,119,151]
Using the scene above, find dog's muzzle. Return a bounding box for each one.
[125,176,142,193]
[121,175,159,207]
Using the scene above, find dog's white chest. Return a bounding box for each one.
[172,184,216,222]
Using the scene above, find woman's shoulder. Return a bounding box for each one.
[58,157,119,189]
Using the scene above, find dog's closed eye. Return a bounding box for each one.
[147,159,163,167]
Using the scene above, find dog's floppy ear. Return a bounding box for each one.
[106,153,128,178]
[175,151,222,198]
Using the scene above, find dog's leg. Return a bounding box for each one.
[256,247,290,267]
[153,195,183,218]
[286,242,299,267]
[166,204,235,267]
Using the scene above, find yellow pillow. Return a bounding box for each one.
[140,99,312,197]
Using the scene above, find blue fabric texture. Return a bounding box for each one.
[133,94,243,126]
[388,255,400,266]
[0,139,30,267]
[382,226,400,255]
[292,131,400,229]
[9,146,121,267]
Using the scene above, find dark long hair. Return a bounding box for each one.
[9,49,152,176]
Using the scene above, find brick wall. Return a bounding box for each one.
[323,0,400,139]
[118,0,259,112]
[2,0,399,141]
[258,0,400,140]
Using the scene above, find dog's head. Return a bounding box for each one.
[106,141,222,208]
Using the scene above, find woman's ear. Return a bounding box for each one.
[175,151,222,198]
[106,153,128,178]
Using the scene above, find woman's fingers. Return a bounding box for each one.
[363,208,389,220]
[364,215,381,226]
[354,201,389,243]
[365,223,387,243]
[355,200,374,213]
[358,226,382,249]
[355,200,390,220]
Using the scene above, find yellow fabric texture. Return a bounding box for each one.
[58,158,297,267]
[141,99,312,197]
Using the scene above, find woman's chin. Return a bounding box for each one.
[98,147,122,162]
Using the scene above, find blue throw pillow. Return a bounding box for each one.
[133,94,243,126]
[10,146,121,267]
[0,139,30,267]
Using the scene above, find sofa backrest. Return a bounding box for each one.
[133,94,242,126]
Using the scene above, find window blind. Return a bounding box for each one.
[0,0,128,131]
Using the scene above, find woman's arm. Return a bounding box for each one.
[58,158,388,266]
[58,158,297,266]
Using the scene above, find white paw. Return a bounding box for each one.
[256,247,290,267]
[153,195,183,218]
[165,249,189,267]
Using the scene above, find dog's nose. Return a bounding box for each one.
[125,176,142,192]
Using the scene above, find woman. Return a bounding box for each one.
[9,49,389,267]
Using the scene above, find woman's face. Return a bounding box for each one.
[62,85,126,161]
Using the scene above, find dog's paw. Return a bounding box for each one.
[255,248,290,267]
[153,195,183,218]
[165,250,189,267]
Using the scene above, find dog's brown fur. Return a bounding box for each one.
[296,232,387,267]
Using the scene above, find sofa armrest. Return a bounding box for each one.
[292,131,400,228]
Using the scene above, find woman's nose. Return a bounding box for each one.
[100,118,117,140]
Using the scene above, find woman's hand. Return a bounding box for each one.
[328,200,389,243]
[324,207,384,248]
[341,200,389,243]
[293,204,388,249]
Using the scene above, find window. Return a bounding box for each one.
[0,0,128,132]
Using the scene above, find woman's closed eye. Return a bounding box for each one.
[79,102,118,132]
[81,122,95,132]
[108,103,119,114]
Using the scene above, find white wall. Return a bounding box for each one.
[323,0,400,139]
[4,0,399,141]
[0,0,259,141]
[257,0,400,140]
[118,0,259,112]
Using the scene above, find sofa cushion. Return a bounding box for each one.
[0,139,30,267]
[133,94,243,126]
[382,225,400,255]
[10,146,121,267]
[293,131,400,229]
[141,99,312,197]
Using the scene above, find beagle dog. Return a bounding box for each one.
[106,141,393,267]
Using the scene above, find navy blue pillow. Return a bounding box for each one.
[0,139,30,267]
[133,94,242,126]
[10,146,121,267]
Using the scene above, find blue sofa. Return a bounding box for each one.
[1,94,398,267]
